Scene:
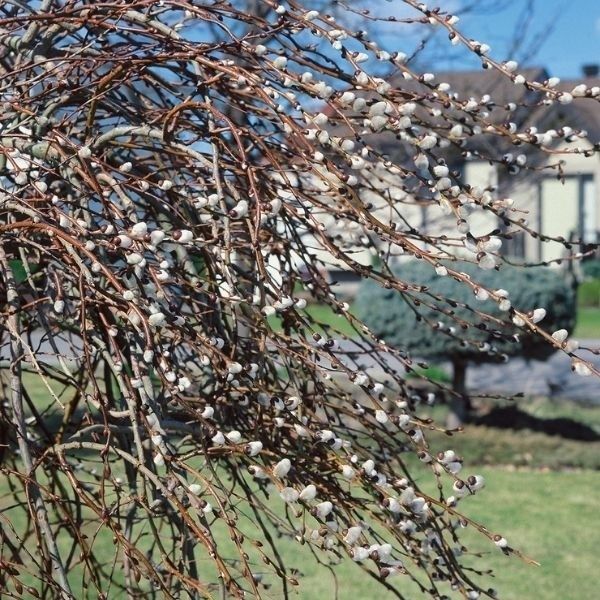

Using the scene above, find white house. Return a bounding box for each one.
[307,65,600,290]
[431,66,600,265]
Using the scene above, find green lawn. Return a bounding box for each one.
[1,468,597,599]
[420,398,600,470]
[573,306,600,339]
[268,302,359,337]
[304,303,360,337]
[2,366,600,598]
[279,469,600,600]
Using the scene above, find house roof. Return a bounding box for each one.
[555,76,600,142]
[341,66,600,171]
[383,67,600,140]
[389,66,549,106]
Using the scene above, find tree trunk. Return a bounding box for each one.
[446,360,472,428]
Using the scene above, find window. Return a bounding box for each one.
[582,175,597,244]
[538,174,596,263]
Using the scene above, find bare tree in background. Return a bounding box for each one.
[0,1,598,599]
[319,0,558,71]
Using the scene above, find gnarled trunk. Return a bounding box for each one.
[446,360,472,428]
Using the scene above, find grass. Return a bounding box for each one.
[267,302,358,337]
[2,369,600,597]
[518,395,600,429]
[438,470,600,600]
[427,423,600,470]
[280,469,600,600]
[304,303,359,337]
[573,306,600,339]
[405,364,451,384]
[417,398,600,470]
[1,467,598,599]
[5,369,600,472]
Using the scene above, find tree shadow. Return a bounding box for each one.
[473,405,600,442]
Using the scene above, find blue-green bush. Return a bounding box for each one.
[581,259,600,280]
[355,261,576,366]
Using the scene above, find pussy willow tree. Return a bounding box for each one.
[0,1,599,599]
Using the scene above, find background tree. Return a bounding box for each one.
[0,1,598,599]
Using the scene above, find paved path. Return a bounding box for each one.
[6,332,600,404]
[333,341,600,405]
[466,347,600,403]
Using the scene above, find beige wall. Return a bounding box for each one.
[552,140,600,233]
[462,161,500,238]
[304,143,599,275]
[537,140,599,263]
[464,147,599,264]
[539,177,580,263]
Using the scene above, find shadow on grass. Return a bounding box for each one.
[473,405,600,442]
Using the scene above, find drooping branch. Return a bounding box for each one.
[0,1,597,598]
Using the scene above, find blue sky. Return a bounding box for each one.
[456,0,600,78]
[190,1,598,80]
[369,0,599,79]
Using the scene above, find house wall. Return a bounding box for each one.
[462,160,500,238]
[539,177,580,263]
[301,141,599,295]
[506,176,538,261]
[463,146,600,265]
[553,139,600,232]
[462,159,542,261]
[537,140,599,263]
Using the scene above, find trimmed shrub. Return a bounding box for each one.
[355,261,576,398]
[581,259,600,280]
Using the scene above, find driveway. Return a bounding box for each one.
[332,340,600,405]
[5,332,600,404]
